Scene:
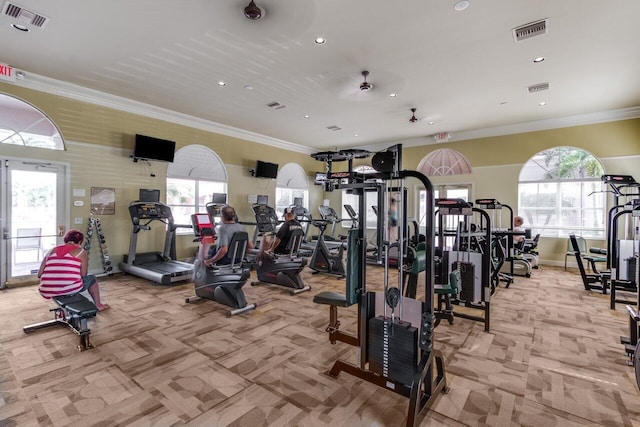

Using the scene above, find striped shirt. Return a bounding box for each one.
[39,244,84,299]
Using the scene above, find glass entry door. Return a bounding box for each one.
[1,159,66,286]
[418,184,472,237]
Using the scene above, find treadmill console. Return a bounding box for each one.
[128,202,174,223]
[252,204,279,233]
[318,205,340,222]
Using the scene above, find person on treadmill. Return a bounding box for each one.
[38,229,110,311]
[205,205,253,266]
[267,207,304,255]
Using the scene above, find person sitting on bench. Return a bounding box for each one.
[38,229,110,311]
[205,205,254,266]
[266,207,304,255]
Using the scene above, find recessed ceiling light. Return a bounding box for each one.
[389,93,397,98]
[539,101,547,106]
[428,121,435,125]
[304,115,310,119]
[454,1,470,11]
[533,56,546,63]
[500,101,509,105]
[218,81,226,86]
[11,23,29,32]
[244,85,254,90]
[314,37,326,45]
[354,134,359,137]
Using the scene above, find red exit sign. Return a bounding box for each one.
[0,62,17,82]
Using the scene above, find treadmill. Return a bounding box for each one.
[119,191,193,285]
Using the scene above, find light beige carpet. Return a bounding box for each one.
[1,265,638,426]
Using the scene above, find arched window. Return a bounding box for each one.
[518,146,605,238]
[166,145,227,228]
[0,93,65,150]
[275,163,308,217]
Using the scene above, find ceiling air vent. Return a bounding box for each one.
[527,82,550,93]
[512,19,548,42]
[2,2,49,28]
[326,125,342,131]
[266,102,286,110]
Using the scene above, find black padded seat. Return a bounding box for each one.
[313,291,350,307]
[53,294,98,317]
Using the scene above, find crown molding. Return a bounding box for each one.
[9,72,640,157]
[10,72,316,155]
[358,106,640,153]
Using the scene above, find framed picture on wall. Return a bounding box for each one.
[90,187,116,215]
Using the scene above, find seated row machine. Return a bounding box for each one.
[311,145,448,427]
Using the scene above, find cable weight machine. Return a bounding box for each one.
[312,144,447,427]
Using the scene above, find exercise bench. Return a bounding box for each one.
[23,293,99,351]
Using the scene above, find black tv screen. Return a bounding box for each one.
[212,193,227,204]
[257,195,268,205]
[255,160,278,179]
[134,134,176,162]
[139,189,160,203]
[314,172,327,185]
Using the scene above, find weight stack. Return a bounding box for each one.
[368,316,418,386]
[627,257,637,285]
[454,261,475,302]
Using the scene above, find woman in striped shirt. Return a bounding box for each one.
[38,229,109,311]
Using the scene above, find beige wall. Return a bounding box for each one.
[2,82,639,276]
[1,84,324,278]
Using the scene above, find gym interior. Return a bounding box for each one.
[1,2,640,426]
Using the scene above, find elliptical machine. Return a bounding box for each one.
[186,213,256,316]
[250,204,310,294]
[308,219,346,277]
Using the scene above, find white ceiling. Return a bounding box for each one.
[1,0,639,153]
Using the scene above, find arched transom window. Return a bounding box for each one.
[166,144,228,227]
[275,163,309,217]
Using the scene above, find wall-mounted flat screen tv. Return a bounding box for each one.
[257,195,268,205]
[314,172,327,185]
[134,134,176,162]
[255,160,278,179]
[212,193,227,204]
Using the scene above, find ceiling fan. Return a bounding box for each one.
[359,71,373,92]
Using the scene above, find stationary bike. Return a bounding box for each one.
[252,228,310,294]
[250,204,310,294]
[308,219,346,277]
[186,213,256,316]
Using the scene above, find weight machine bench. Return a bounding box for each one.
[23,293,98,351]
[313,229,360,347]
[569,234,610,293]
